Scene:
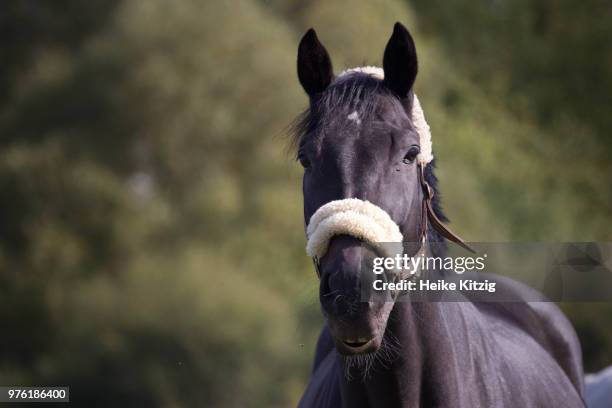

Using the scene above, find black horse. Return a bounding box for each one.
[293,23,585,407]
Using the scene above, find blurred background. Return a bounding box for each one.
[1,0,611,406]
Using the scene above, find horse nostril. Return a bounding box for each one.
[319,235,365,304]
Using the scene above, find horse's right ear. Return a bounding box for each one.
[383,22,418,98]
[297,29,334,97]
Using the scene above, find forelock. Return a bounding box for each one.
[290,73,396,152]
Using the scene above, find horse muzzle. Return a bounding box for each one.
[307,199,402,354]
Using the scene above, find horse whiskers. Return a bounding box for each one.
[345,353,377,382]
[322,289,341,298]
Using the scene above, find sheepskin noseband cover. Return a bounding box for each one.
[306,199,404,260]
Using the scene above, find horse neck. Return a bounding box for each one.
[337,278,468,407]
[336,302,425,408]
[337,219,457,406]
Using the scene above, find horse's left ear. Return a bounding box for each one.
[383,22,418,98]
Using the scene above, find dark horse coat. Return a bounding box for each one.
[299,279,584,407]
[293,23,585,408]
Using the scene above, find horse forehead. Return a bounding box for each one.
[317,119,417,166]
[338,99,410,134]
[380,100,418,135]
[319,120,388,155]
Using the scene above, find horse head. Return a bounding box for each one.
[295,23,434,355]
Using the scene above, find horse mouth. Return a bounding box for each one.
[341,338,374,353]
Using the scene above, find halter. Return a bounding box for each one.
[310,164,475,279]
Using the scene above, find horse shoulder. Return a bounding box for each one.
[312,325,335,373]
[477,274,584,396]
[298,348,342,408]
[528,301,584,395]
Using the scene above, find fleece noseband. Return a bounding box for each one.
[305,67,475,278]
[306,198,404,260]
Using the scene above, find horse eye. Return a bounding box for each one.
[298,152,311,168]
[403,145,420,164]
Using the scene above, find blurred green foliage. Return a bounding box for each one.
[0,0,610,406]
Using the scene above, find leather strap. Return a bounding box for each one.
[313,257,321,278]
[418,164,476,254]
